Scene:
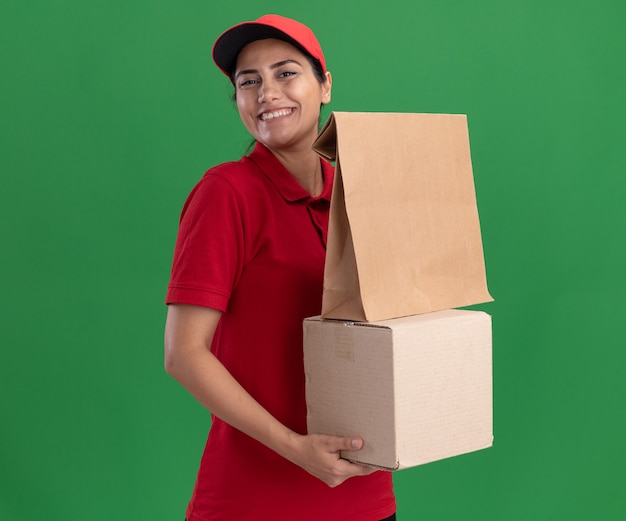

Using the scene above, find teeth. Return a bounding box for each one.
[261,109,293,121]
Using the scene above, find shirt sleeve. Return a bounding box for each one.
[165,170,245,311]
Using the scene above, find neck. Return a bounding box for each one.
[267,145,324,197]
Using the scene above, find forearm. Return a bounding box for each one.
[164,304,298,461]
[164,303,374,487]
[166,342,298,460]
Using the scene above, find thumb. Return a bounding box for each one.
[346,436,364,450]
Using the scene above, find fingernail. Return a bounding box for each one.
[351,438,361,449]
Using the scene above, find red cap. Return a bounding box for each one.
[212,14,327,80]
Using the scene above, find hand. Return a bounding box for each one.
[287,433,377,487]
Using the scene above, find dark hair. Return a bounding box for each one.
[304,53,327,84]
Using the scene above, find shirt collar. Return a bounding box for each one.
[248,142,334,203]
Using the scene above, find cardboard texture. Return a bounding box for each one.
[313,112,493,322]
[303,310,493,470]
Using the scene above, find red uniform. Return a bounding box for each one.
[166,142,395,520]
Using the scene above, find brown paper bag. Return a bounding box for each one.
[313,112,493,322]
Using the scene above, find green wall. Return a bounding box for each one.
[2,1,624,519]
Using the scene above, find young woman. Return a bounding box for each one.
[164,15,396,520]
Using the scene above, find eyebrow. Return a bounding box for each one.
[234,59,303,80]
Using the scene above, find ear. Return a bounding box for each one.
[321,71,332,105]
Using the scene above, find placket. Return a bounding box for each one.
[305,198,330,248]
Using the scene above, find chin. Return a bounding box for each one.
[260,130,318,152]
[259,134,299,151]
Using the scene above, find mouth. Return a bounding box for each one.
[259,108,295,121]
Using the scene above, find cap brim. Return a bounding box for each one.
[212,22,313,78]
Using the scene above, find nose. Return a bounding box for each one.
[258,77,280,103]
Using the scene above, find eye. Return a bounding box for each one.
[278,70,297,79]
[238,78,258,88]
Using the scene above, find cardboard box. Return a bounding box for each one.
[304,309,492,470]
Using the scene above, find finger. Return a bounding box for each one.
[335,457,377,478]
[346,436,363,450]
[322,461,375,488]
[331,436,363,452]
[316,434,362,453]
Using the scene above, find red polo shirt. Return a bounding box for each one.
[166,142,395,521]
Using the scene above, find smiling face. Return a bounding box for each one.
[233,38,331,154]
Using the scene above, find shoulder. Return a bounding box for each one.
[179,155,267,221]
[186,155,261,196]
[193,155,268,198]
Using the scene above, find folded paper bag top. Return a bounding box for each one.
[313,112,493,322]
